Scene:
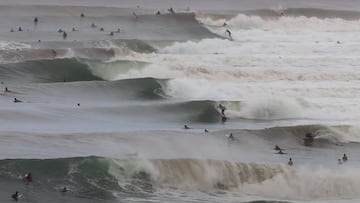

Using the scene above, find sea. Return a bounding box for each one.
[1,0,360,202]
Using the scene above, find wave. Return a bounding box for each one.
[2,156,360,201]
[229,124,360,146]
[162,100,222,123]
[0,39,158,64]
[241,8,360,20]
[112,77,166,100]
[197,11,360,40]
[0,58,150,83]
[200,8,360,21]
[0,157,285,198]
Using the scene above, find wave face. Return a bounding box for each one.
[0,58,151,83]
[241,8,360,20]
[0,157,298,199]
[2,156,360,202]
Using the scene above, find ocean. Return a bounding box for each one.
[1,0,360,202]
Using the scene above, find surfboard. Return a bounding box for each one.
[274,152,287,155]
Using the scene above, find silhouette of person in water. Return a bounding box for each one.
[277,149,285,154]
[80,13,85,18]
[18,27,23,32]
[133,12,138,20]
[288,158,293,166]
[342,154,348,162]
[60,187,69,193]
[184,125,190,129]
[228,133,234,141]
[274,145,281,150]
[225,29,232,38]
[11,191,19,202]
[218,104,226,116]
[62,31,67,39]
[51,49,57,58]
[14,98,22,103]
[34,16,38,24]
[304,133,314,146]
[24,173,32,184]
[168,7,175,14]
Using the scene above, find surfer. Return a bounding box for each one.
[338,158,342,165]
[4,86,10,93]
[218,104,226,116]
[156,11,161,15]
[116,28,120,33]
[204,129,209,133]
[184,125,190,129]
[133,12,138,20]
[342,154,348,162]
[24,173,32,184]
[80,13,85,18]
[168,7,175,14]
[100,27,104,31]
[51,49,57,58]
[34,16,38,24]
[18,27,23,32]
[225,29,232,38]
[58,28,63,33]
[91,23,96,28]
[303,133,314,146]
[277,149,286,154]
[14,98,22,103]
[110,31,114,36]
[62,31,67,39]
[11,191,19,202]
[60,187,69,193]
[228,133,234,141]
[223,22,227,27]
[288,158,293,166]
[10,28,14,32]
[274,145,281,150]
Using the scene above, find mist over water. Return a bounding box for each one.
[1,0,360,202]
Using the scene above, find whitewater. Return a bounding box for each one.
[1,0,360,202]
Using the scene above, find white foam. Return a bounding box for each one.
[242,166,360,200]
[0,41,31,50]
